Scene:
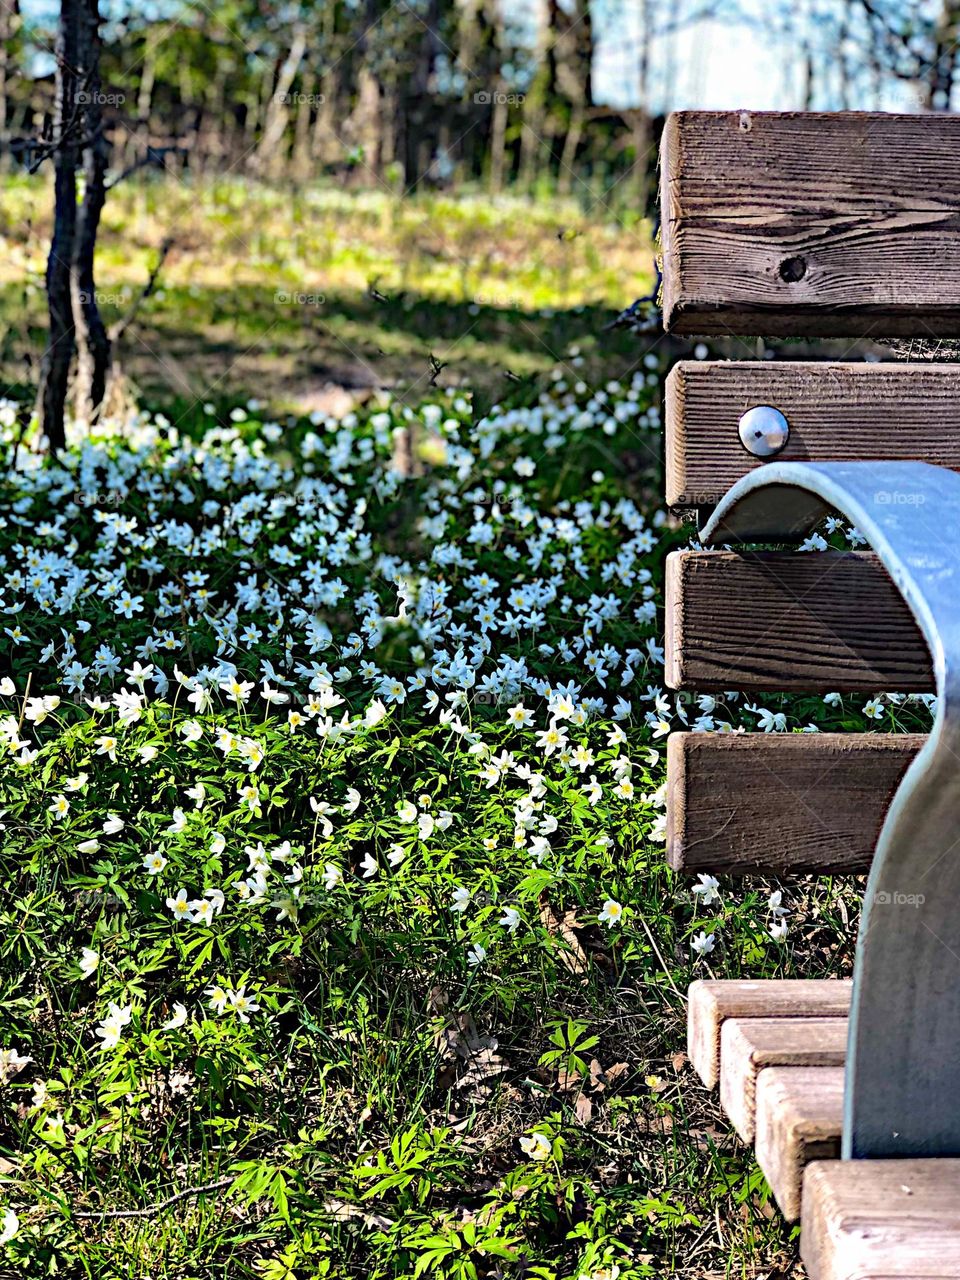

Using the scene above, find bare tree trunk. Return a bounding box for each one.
[0,1,19,172]
[239,94,255,160]
[199,64,227,174]
[634,0,652,204]
[311,0,338,168]
[488,79,507,193]
[312,67,339,166]
[545,0,592,197]
[123,29,156,169]
[248,54,275,160]
[254,25,307,176]
[379,86,396,170]
[556,103,583,195]
[400,0,440,189]
[626,108,651,211]
[801,39,815,109]
[37,0,81,453]
[350,67,381,177]
[292,69,314,180]
[926,0,960,109]
[838,0,852,108]
[518,66,546,194]
[72,0,110,423]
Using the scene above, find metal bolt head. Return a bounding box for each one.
[738,405,790,458]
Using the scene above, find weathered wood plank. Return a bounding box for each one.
[665,362,960,508]
[667,733,925,875]
[802,1159,960,1279]
[755,1066,844,1221]
[720,1017,848,1143]
[665,550,933,692]
[660,111,960,337]
[687,979,852,1089]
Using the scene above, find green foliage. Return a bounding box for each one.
[0,190,918,1277]
[0,178,653,407]
[539,1019,600,1079]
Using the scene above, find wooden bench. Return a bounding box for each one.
[661,111,960,1278]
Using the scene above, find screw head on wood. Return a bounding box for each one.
[738,405,790,458]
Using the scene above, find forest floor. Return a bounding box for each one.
[0,176,656,413]
[0,177,896,1280]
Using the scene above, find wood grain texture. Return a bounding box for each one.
[687,979,852,1088]
[667,733,925,875]
[665,550,933,692]
[665,361,960,508]
[660,111,960,336]
[720,1017,848,1143]
[755,1066,844,1221]
[802,1159,960,1279]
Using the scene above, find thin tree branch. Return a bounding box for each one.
[108,236,174,342]
[73,1175,235,1221]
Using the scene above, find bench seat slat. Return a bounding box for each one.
[661,111,960,337]
[755,1066,844,1221]
[720,1017,848,1144]
[687,979,852,1088]
[802,1159,960,1279]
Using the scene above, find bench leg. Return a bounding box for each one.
[845,741,960,1157]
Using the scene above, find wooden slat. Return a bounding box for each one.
[665,361,960,508]
[687,979,852,1088]
[755,1066,843,1221]
[667,733,925,875]
[720,1017,848,1143]
[660,111,960,336]
[802,1159,960,1279]
[665,550,932,692]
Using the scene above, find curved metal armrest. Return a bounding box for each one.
[701,460,960,1160]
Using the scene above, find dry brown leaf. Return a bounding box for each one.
[429,986,509,1091]
[559,911,590,973]
[456,1045,508,1091]
[574,1092,593,1126]
[555,1066,583,1093]
[629,1112,675,1134]
[606,1061,630,1085]
[538,893,589,974]
[324,1198,394,1230]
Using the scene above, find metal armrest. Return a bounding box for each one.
[701,460,960,1159]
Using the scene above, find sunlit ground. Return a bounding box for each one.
[0,176,654,410]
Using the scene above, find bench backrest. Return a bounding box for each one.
[661,110,960,876]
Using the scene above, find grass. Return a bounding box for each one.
[0,175,654,408]
[0,176,923,1280]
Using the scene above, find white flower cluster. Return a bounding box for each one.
[0,377,661,726]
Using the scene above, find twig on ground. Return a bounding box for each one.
[73,1175,235,1220]
[108,238,175,342]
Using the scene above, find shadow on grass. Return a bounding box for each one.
[0,282,657,414]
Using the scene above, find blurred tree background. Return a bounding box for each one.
[1,0,959,447]
[4,0,960,206]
